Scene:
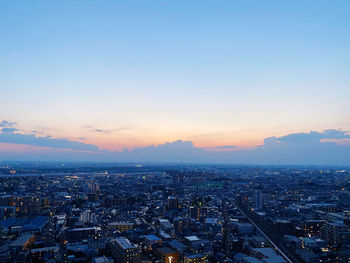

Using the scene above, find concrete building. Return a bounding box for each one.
[320,222,350,245]
[110,237,141,263]
[253,190,263,210]
[184,253,207,263]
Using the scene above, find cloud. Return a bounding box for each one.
[31,129,46,135]
[117,130,350,165]
[95,129,109,134]
[256,130,350,165]
[202,145,237,152]
[264,129,350,145]
[0,132,100,152]
[1,128,19,133]
[321,129,350,139]
[94,127,129,134]
[0,128,349,165]
[214,145,237,149]
[0,120,16,127]
[119,140,198,162]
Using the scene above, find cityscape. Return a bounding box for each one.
[0,163,349,263]
[1,0,350,262]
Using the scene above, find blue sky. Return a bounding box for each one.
[0,1,349,163]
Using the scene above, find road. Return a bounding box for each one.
[234,201,301,263]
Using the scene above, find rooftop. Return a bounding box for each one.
[144,235,161,241]
[185,235,200,242]
[115,237,138,250]
[9,234,34,248]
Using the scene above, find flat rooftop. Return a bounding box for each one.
[185,235,200,242]
[116,237,137,250]
[144,234,161,241]
[9,234,34,248]
[108,222,134,226]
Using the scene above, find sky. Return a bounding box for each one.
[0,1,350,164]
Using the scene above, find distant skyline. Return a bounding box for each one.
[1,1,350,164]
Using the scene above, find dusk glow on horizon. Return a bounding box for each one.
[1,1,350,164]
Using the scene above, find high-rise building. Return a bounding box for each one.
[190,206,208,220]
[88,182,100,192]
[253,190,263,210]
[167,196,179,210]
[80,210,96,224]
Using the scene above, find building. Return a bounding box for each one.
[0,216,48,234]
[110,237,141,263]
[173,217,196,234]
[237,223,254,235]
[108,222,134,232]
[143,235,162,249]
[204,218,222,233]
[250,248,287,263]
[241,256,264,263]
[184,253,207,263]
[190,206,208,220]
[9,233,35,251]
[0,206,15,220]
[92,256,114,263]
[9,196,49,217]
[64,227,105,251]
[251,236,266,248]
[28,246,59,262]
[168,196,179,210]
[320,222,350,246]
[156,247,179,263]
[303,220,324,237]
[184,236,212,256]
[80,210,97,223]
[253,190,263,210]
[22,216,49,233]
[169,240,187,253]
[88,182,100,192]
[156,218,175,235]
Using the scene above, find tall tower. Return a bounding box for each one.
[253,190,263,210]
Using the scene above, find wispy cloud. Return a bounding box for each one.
[214,145,237,149]
[95,129,109,134]
[1,128,19,133]
[0,132,100,152]
[88,125,130,134]
[0,120,16,127]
